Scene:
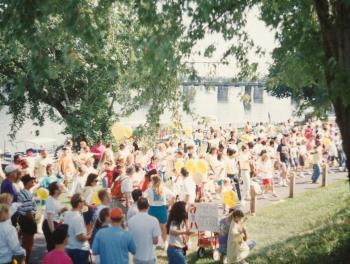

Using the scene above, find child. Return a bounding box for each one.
[227,209,256,264]
[43,224,73,264]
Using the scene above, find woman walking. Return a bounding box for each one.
[166,201,192,264]
[42,182,67,251]
[146,174,175,243]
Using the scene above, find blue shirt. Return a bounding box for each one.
[1,179,18,202]
[40,175,62,189]
[92,226,136,264]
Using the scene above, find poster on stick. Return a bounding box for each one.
[189,203,219,232]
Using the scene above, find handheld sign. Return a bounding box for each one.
[189,203,219,232]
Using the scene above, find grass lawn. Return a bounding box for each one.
[156,180,350,264]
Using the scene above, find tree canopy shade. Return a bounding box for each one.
[0,0,188,143]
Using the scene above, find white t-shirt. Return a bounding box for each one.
[93,204,108,223]
[26,156,36,176]
[180,177,196,204]
[44,196,62,222]
[82,186,95,205]
[128,212,161,261]
[257,159,273,179]
[225,157,239,175]
[120,176,132,194]
[64,211,90,251]
[146,187,174,206]
[35,157,53,178]
[70,174,87,196]
[126,203,139,221]
[0,222,26,263]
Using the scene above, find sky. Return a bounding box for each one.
[188,6,277,78]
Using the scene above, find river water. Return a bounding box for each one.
[0,86,295,151]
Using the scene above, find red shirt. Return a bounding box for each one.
[105,169,113,188]
[140,179,150,192]
[43,249,73,264]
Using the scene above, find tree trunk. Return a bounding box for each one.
[333,100,350,181]
[314,0,350,183]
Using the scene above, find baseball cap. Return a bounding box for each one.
[21,174,36,185]
[4,164,19,174]
[110,208,123,220]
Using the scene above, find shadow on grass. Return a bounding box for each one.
[247,204,350,264]
[187,249,220,264]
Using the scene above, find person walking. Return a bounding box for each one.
[82,173,98,230]
[92,208,136,264]
[311,144,323,183]
[17,175,37,263]
[63,194,91,264]
[166,201,192,264]
[111,166,132,216]
[0,204,26,264]
[42,224,73,264]
[34,150,53,178]
[128,197,161,264]
[1,164,20,202]
[226,209,256,264]
[226,148,241,200]
[238,146,251,201]
[146,174,175,243]
[42,182,67,252]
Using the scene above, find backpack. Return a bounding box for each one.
[111,177,125,199]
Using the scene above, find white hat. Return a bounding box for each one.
[4,164,19,174]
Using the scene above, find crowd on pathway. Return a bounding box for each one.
[0,118,347,264]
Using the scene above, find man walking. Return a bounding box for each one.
[92,207,136,264]
[128,197,161,264]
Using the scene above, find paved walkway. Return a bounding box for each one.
[30,168,348,263]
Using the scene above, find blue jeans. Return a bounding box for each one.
[66,248,89,264]
[311,164,321,183]
[167,246,187,264]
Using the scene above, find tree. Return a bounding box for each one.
[135,0,350,179]
[0,1,187,144]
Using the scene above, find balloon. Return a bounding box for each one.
[92,192,101,205]
[175,160,184,174]
[240,134,250,144]
[223,190,238,208]
[37,187,49,200]
[323,137,331,146]
[112,122,125,141]
[184,127,192,137]
[123,126,133,138]
[185,159,197,174]
[197,159,208,174]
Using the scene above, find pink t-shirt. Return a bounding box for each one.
[91,144,105,160]
[43,249,73,264]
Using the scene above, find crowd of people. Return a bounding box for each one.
[0,118,346,264]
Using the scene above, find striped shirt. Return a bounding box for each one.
[17,189,37,216]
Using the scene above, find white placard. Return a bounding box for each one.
[189,203,219,232]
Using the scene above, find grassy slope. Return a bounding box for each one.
[175,180,350,264]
